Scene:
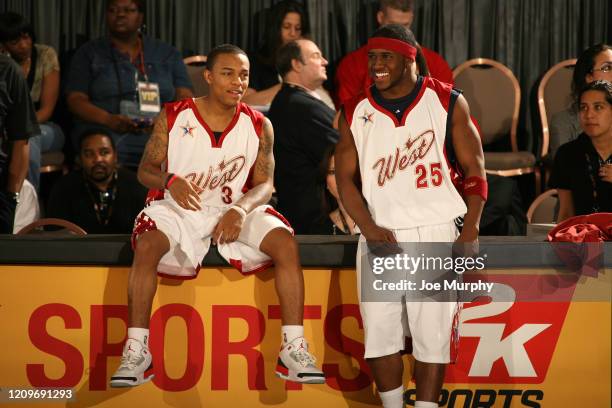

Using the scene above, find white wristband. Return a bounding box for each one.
[230,205,247,219]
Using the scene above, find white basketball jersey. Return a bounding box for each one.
[346,76,467,229]
[153,99,263,208]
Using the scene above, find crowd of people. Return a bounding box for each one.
[1,0,608,235]
[1,0,610,406]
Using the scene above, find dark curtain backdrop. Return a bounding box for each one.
[1,0,610,152]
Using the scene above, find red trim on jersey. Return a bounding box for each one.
[343,92,367,127]
[229,258,274,275]
[365,86,397,126]
[131,212,158,249]
[449,303,462,363]
[424,76,454,111]
[365,76,428,128]
[186,98,242,148]
[239,103,265,138]
[399,76,428,126]
[241,163,255,194]
[164,99,192,134]
[264,207,294,232]
[157,271,198,280]
[428,77,464,191]
[238,105,264,193]
[144,189,165,207]
[442,142,464,192]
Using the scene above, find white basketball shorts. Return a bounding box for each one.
[356,221,461,363]
[132,200,292,279]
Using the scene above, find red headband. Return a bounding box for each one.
[367,37,417,61]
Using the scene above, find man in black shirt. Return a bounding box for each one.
[268,39,339,233]
[0,55,38,233]
[47,128,147,233]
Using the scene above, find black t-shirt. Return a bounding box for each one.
[46,167,148,233]
[371,75,424,122]
[549,133,612,215]
[268,83,339,234]
[0,55,39,188]
[247,52,280,91]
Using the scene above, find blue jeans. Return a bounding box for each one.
[28,122,65,191]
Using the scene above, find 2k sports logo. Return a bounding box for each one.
[445,275,575,384]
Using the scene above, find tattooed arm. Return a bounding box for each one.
[137,109,170,189]
[213,117,275,243]
[234,117,275,212]
[137,108,201,210]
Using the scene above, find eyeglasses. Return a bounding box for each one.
[592,62,612,74]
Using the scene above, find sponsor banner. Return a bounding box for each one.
[0,265,609,407]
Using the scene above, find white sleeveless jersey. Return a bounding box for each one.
[345,76,466,229]
[150,99,263,208]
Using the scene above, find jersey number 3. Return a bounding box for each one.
[222,186,233,204]
[415,162,443,189]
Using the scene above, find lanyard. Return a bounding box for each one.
[84,171,118,226]
[110,37,148,101]
[584,153,612,213]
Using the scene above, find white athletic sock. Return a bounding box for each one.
[415,401,438,407]
[379,386,404,408]
[127,327,150,347]
[281,325,304,345]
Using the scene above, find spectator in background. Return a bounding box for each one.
[243,0,334,109]
[65,0,193,168]
[334,0,453,107]
[47,128,147,233]
[550,80,612,221]
[548,43,612,161]
[0,12,65,192]
[268,39,339,234]
[319,146,358,235]
[0,55,38,233]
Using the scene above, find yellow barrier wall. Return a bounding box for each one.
[0,265,609,407]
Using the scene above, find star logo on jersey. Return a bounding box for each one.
[180,121,196,137]
[360,111,375,125]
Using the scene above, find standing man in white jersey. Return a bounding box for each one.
[110,44,324,388]
[335,25,486,408]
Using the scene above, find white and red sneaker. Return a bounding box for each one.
[110,338,154,388]
[275,337,325,384]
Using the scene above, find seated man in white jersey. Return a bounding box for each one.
[110,44,324,388]
[335,26,486,408]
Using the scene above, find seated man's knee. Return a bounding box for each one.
[263,228,299,262]
[134,230,169,261]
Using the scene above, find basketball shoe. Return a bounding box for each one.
[275,336,325,384]
[110,338,154,388]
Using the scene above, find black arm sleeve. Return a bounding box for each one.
[5,60,39,141]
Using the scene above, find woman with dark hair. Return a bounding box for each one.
[243,0,331,107]
[550,80,612,221]
[65,0,194,168]
[549,43,612,160]
[0,12,64,192]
